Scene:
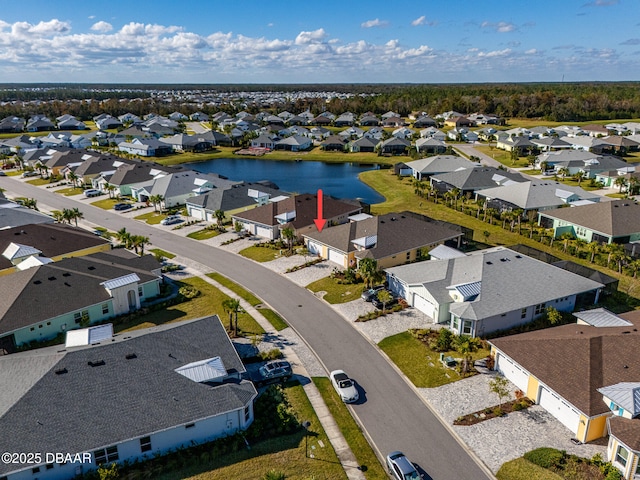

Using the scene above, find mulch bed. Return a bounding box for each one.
[453,397,535,426]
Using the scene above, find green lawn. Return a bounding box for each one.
[134,211,166,224]
[257,308,288,330]
[378,331,490,388]
[149,248,176,259]
[206,272,263,306]
[25,177,51,186]
[90,197,126,209]
[306,277,365,304]
[187,228,222,240]
[239,245,281,262]
[158,383,347,480]
[53,186,84,196]
[117,276,265,337]
[472,145,530,168]
[313,378,388,480]
[496,458,563,480]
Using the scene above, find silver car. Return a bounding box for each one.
[330,370,359,403]
[386,451,420,480]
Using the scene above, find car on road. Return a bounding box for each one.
[371,290,398,310]
[330,370,359,403]
[113,203,132,211]
[361,285,385,302]
[386,451,420,480]
[84,189,102,198]
[250,360,292,387]
[160,215,182,225]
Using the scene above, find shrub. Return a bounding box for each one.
[259,348,283,361]
[435,328,454,352]
[524,447,566,469]
[178,285,200,299]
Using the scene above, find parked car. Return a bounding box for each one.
[330,370,359,403]
[84,189,102,198]
[371,291,398,310]
[0,171,6,176]
[361,285,385,302]
[160,215,182,225]
[113,203,132,211]
[21,171,39,178]
[386,451,420,480]
[250,360,292,387]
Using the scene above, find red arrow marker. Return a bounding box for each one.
[313,189,327,232]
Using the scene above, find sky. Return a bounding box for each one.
[0,0,638,84]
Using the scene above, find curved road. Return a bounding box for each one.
[1,177,494,480]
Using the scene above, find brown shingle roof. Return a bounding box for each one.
[540,200,640,237]
[609,416,640,452]
[491,315,640,417]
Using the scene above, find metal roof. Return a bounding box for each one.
[65,324,114,348]
[448,281,482,301]
[100,273,140,290]
[175,356,227,383]
[574,308,633,328]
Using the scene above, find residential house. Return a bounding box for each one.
[538,200,640,245]
[365,127,385,140]
[26,115,55,132]
[444,116,473,129]
[0,116,25,133]
[338,126,365,140]
[392,127,415,140]
[140,170,240,209]
[0,250,161,351]
[496,135,534,153]
[287,114,309,126]
[582,124,610,137]
[93,162,180,197]
[118,112,143,124]
[251,134,276,150]
[382,116,405,128]
[45,149,94,177]
[595,170,639,189]
[70,154,136,186]
[413,115,437,128]
[536,151,631,179]
[321,135,347,151]
[381,111,400,120]
[186,182,283,221]
[447,128,478,143]
[359,114,380,126]
[0,197,55,230]
[530,137,572,152]
[489,309,640,468]
[430,166,527,196]
[308,127,331,141]
[378,137,411,155]
[475,127,498,141]
[274,135,312,152]
[199,130,231,146]
[415,138,446,155]
[190,111,210,122]
[477,180,601,215]
[169,111,189,122]
[334,112,356,127]
[159,134,214,153]
[386,246,602,336]
[0,223,112,276]
[118,138,173,157]
[404,155,478,180]
[568,136,612,153]
[56,114,86,130]
[303,211,463,269]
[420,127,447,141]
[94,114,122,130]
[232,193,362,240]
[348,136,379,153]
[0,316,257,480]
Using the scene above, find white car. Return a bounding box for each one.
[84,189,102,198]
[330,370,359,403]
[160,215,182,225]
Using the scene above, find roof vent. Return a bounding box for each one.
[500,258,510,262]
[55,368,68,375]
[125,353,137,360]
[48,276,56,281]
[63,272,71,277]
[64,282,71,287]
[88,266,96,270]
[33,280,41,285]
[87,360,105,367]
[515,255,522,258]
[486,261,493,265]
[614,204,619,207]
[622,331,631,334]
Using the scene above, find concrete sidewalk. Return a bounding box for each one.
[173,256,367,480]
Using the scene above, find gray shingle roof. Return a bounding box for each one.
[430,166,527,191]
[478,181,600,210]
[0,198,54,229]
[539,200,640,237]
[0,316,256,475]
[187,182,283,212]
[405,155,477,175]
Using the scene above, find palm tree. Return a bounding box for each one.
[149,194,164,212]
[130,235,150,256]
[450,188,461,211]
[103,182,113,198]
[513,209,524,234]
[70,207,84,227]
[114,227,132,249]
[68,171,80,190]
[357,258,380,289]
[61,208,74,224]
[558,167,569,180]
[222,298,241,336]
[605,243,626,272]
[376,289,393,312]
[485,208,499,225]
[214,209,226,231]
[559,232,574,253]
[614,176,628,194]
[52,210,65,223]
[586,241,600,263]
[22,198,38,210]
[281,226,296,255]
[574,171,586,186]
[628,176,639,196]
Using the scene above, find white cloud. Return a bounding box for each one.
[88,15,95,20]
[411,16,436,27]
[481,21,516,33]
[525,48,538,54]
[361,18,388,28]
[295,28,327,45]
[478,48,512,57]
[91,21,112,33]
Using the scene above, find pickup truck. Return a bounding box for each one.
[250,360,292,387]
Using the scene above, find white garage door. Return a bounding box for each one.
[496,354,529,392]
[328,249,345,267]
[190,208,203,220]
[539,386,580,433]
[308,241,322,255]
[413,294,436,319]
[256,226,273,239]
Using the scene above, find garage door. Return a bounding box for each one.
[328,249,345,267]
[495,354,529,392]
[307,241,322,255]
[539,386,580,433]
[256,226,273,239]
[190,208,203,220]
[413,294,436,319]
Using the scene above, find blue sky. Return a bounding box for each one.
[0,0,638,84]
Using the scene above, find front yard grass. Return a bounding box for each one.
[313,377,388,480]
[53,186,83,196]
[378,331,490,388]
[187,228,222,240]
[239,245,281,262]
[134,211,166,224]
[306,277,365,304]
[206,272,262,306]
[149,248,176,259]
[156,383,347,480]
[90,197,123,209]
[116,276,265,337]
[25,177,51,186]
[497,458,563,480]
[257,308,288,330]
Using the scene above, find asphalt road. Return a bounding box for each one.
[1,176,494,480]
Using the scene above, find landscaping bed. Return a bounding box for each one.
[453,397,535,425]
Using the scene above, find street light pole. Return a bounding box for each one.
[302,420,311,458]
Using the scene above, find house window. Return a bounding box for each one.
[74,312,82,324]
[138,286,143,297]
[244,405,251,422]
[416,248,423,259]
[185,423,195,429]
[46,321,51,326]
[534,303,546,315]
[521,308,527,319]
[102,303,109,315]
[615,445,628,467]
[406,251,411,261]
[94,446,119,465]
[30,327,35,331]
[462,320,473,335]
[140,436,152,453]
[452,316,460,332]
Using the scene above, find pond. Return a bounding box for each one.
[182,157,385,205]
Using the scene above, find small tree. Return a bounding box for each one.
[376,289,393,312]
[281,226,296,255]
[545,306,562,326]
[489,375,510,413]
[222,298,242,336]
[97,463,119,480]
[214,209,226,231]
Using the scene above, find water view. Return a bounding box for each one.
[183,158,385,205]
